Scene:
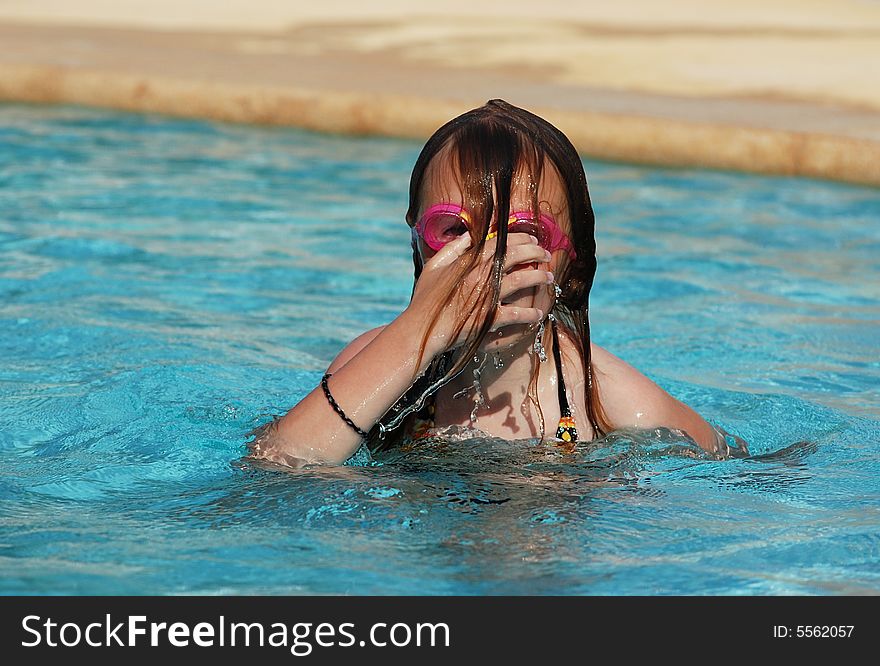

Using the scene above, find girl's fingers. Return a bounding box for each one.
[446,230,474,257]
[505,232,541,246]
[499,269,554,301]
[478,231,539,259]
[490,305,545,331]
[429,231,473,269]
[434,231,539,268]
[502,243,552,272]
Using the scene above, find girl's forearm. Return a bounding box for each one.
[265,310,438,464]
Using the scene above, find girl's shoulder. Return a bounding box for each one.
[585,340,712,443]
[326,325,388,374]
[588,341,662,402]
[555,327,665,434]
[553,323,645,394]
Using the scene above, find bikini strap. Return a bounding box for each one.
[550,316,578,443]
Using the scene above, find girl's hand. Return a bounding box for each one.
[406,231,551,357]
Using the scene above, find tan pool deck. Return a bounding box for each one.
[1,1,879,186]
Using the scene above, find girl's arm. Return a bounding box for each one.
[255,232,549,466]
[258,310,437,465]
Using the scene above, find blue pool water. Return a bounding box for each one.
[1,103,878,595]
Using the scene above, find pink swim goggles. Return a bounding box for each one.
[413,203,577,259]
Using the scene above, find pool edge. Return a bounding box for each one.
[1,63,878,188]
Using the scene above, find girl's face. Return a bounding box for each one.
[414,156,573,351]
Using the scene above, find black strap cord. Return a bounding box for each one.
[549,317,572,418]
[321,372,369,439]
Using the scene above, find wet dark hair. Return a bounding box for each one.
[368,99,611,451]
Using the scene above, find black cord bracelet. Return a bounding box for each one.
[321,373,369,440]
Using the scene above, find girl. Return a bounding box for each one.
[251,99,744,467]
